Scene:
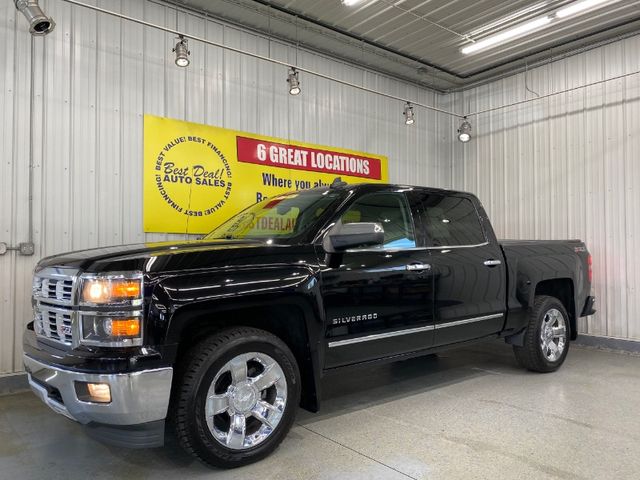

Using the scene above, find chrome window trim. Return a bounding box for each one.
[327,313,504,348]
[426,241,489,250]
[344,246,429,253]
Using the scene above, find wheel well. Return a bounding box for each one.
[173,304,319,412]
[535,279,577,340]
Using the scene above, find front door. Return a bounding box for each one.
[319,190,434,368]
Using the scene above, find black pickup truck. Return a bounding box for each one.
[24,182,595,468]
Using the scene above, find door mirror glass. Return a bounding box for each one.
[323,222,384,253]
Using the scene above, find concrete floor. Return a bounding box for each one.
[1,341,639,480]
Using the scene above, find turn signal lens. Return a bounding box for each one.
[111,280,141,299]
[81,315,142,346]
[106,318,141,337]
[81,274,143,305]
[588,254,593,283]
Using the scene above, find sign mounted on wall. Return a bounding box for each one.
[143,115,389,234]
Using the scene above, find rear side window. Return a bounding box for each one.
[342,192,416,249]
[420,195,485,247]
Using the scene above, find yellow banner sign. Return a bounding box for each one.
[143,115,389,234]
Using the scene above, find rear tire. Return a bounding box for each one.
[171,327,301,468]
[513,295,571,373]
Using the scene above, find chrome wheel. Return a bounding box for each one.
[540,308,567,362]
[205,352,287,450]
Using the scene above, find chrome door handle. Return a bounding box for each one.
[483,259,502,267]
[407,263,431,272]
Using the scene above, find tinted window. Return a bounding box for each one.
[420,195,485,246]
[342,193,416,249]
[205,190,342,240]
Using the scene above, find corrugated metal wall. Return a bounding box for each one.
[0,0,452,374]
[2,0,638,377]
[450,34,640,341]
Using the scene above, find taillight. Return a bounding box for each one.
[587,254,593,283]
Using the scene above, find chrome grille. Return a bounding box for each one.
[35,306,73,344]
[33,277,74,302]
[33,267,78,347]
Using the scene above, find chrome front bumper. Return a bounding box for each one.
[23,354,173,426]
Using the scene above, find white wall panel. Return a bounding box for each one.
[452,34,640,342]
[3,0,637,377]
[0,0,450,374]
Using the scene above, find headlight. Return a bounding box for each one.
[80,313,143,347]
[79,272,143,306]
[77,272,144,347]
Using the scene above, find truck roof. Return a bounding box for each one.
[310,182,473,198]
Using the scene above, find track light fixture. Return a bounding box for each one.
[173,36,190,67]
[14,0,55,36]
[457,119,472,143]
[403,102,415,125]
[287,68,301,95]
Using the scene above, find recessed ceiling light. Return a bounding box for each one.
[341,0,366,6]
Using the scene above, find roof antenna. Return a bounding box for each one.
[330,177,347,189]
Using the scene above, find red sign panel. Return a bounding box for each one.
[236,136,382,180]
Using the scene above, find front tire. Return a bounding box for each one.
[513,295,571,373]
[171,327,301,468]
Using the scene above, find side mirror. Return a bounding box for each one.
[323,222,385,253]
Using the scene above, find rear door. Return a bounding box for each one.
[319,189,435,368]
[411,191,506,345]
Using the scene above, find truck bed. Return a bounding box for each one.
[499,239,583,246]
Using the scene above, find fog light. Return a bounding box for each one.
[88,383,111,403]
[75,381,111,403]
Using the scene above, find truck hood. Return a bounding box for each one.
[35,239,290,273]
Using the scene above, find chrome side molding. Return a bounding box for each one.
[328,313,504,347]
[328,324,435,348]
[435,313,503,329]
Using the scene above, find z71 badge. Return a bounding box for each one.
[332,313,378,325]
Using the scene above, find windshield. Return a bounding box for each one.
[205,190,344,241]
